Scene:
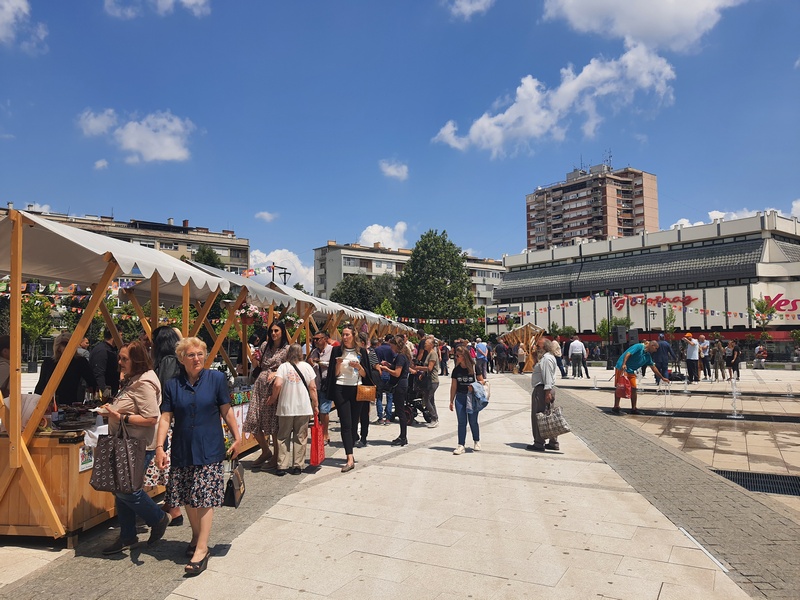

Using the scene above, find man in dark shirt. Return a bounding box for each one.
[652,333,677,383]
[374,334,396,424]
[89,328,119,397]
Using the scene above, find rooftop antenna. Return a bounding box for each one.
[604,149,613,168]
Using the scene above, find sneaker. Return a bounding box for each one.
[102,537,138,555]
[525,444,545,452]
[453,445,465,455]
[427,420,439,429]
[148,513,171,546]
[544,442,560,451]
[382,419,390,426]
[391,437,407,446]
[473,441,481,451]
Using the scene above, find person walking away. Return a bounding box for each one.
[474,338,489,378]
[684,333,699,383]
[527,339,559,452]
[711,340,726,382]
[613,341,669,415]
[699,335,712,380]
[373,334,395,424]
[567,336,587,379]
[90,328,120,397]
[551,337,568,378]
[269,344,318,475]
[439,341,450,376]
[653,334,676,384]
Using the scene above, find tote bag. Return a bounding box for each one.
[90,420,147,494]
[537,406,571,440]
[223,459,246,508]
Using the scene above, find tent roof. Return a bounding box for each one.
[185,261,295,309]
[0,211,229,295]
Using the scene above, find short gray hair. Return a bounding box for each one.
[286,343,303,364]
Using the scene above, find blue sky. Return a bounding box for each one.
[1,0,798,290]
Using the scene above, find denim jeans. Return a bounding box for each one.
[454,392,479,446]
[376,375,393,419]
[115,449,165,541]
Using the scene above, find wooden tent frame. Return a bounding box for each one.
[499,323,546,373]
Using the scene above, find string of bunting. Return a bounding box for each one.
[396,317,485,324]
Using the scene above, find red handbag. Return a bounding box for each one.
[310,414,325,466]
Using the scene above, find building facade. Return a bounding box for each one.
[526,164,659,251]
[490,211,800,340]
[314,240,504,309]
[1,203,250,274]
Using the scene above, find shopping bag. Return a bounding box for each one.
[616,373,632,399]
[223,459,245,508]
[537,406,571,439]
[310,414,325,466]
[90,421,146,494]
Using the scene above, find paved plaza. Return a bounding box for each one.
[1,364,799,599]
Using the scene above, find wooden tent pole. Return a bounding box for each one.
[122,291,151,340]
[7,210,23,468]
[189,289,219,338]
[182,285,190,338]
[204,288,247,370]
[97,302,123,348]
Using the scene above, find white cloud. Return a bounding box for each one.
[94,158,109,170]
[795,57,800,69]
[671,206,791,229]
[462,247,478,257]
[79,108,196,164]
[633,132,648,144]
[78,108,118,136]
[250,248,314,291]
[103,0,139,19]
[113,110,196,164]
[255,211,277,223]
[543,0,745,53]
[792,200,800,218]
[434,40,674,157]
[22,202,51,212]
[0,132,14,140]
[105,0,210,18]
[669,218,705,229]
[358,222,408,250]
[0,0,48,52]
[378,159,409,181]
[447,0,495,20]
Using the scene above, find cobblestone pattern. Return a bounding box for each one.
[516,378,800,599]
[0,455,304,600]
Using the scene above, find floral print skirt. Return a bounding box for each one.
[166,462,224,508]
[243,371,278,435]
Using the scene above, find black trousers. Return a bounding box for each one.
[333,384,357,455]
[393,385,408,440]
[354,399,370,443]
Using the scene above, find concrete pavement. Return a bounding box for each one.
[2,367,798,599]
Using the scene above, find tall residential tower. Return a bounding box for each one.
[526,164,658,250]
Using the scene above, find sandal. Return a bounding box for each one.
[251,453,272,468]
[185,551,210,576]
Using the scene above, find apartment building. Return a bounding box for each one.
[1,202,250,274]
[314,241,504,308]
[526,164,659,251]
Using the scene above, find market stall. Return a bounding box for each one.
[0,210,228,545]
[499,323,546,373]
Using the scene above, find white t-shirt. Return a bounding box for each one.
[336,347,361,387]
[275,361,316,417]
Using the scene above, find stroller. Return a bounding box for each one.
[398,371,433,424]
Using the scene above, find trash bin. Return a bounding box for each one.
[27,361,38,373]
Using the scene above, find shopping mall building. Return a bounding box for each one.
[489,211,800,350]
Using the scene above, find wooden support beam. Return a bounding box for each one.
[150,277,159,333]
[204,288,247,370]
[123,291,151,340]
[8,211,23,468]
[202,318,236,373]
[182,285,191,338]
[97,301,123,348]
[188,289,219,338]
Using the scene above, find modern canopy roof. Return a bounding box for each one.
[0,211,229,296]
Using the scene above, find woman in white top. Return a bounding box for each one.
[268,344,318,476]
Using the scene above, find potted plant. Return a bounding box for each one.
[235,304,263,325]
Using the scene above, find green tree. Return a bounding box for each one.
[596,316,633,345]
[372,273,397,307]
[561,325,577,339]
[194,244,225,269]
[748,296,776,334]
[330,273,379,310]
[293,282,307,293]
[375,298,396,319]
[790,330,800,346]
[395,230,475,341]
[21,293,54,361]
[665,306,677,341]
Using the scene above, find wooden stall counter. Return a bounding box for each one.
[0,432,163,548]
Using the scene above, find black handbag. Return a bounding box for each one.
[223,459,245,508]
[90,420,147,494]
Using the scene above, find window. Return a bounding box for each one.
[160,242,178,251]
[343,257,358,267]
[133,239,155,248]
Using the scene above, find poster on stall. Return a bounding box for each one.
[79,445,94,472]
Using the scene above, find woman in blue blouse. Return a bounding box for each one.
[155,337,241,576]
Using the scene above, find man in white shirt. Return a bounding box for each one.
[684,333,700,383]
[698,335,711,380]
[567,336,587,379]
